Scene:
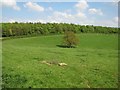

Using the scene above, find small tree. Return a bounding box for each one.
[63,31,79,48]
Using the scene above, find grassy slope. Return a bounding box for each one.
[2,34,118,88]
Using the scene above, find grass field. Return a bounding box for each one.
[2,34,118,88]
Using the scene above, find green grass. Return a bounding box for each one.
[2,34,118,88]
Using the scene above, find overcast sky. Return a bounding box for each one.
[1,0,119,27]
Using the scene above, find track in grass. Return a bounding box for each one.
[2,34,118,88]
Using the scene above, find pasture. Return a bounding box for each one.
[2,34,118,88]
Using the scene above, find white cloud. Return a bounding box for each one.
[5,15,118,27]
[53,11,73,18]
[94,20,118,27]
[24,2,44,12]
[74,0,88,23]
[9,19,16,23]
[45,7,53,12]
[113,16,119,23]
[49,11,74,23]
[75,0,89,11]
[64,9,71,13]
[88,8,103,15]
[45,11,89,24]
[47,7,53,11]
[13,5,20,11]
[1,0,20,11]
[76,12,87,18]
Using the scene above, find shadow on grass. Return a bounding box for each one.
[56,45,76,48]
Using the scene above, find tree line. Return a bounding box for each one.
[1,22,118,37]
